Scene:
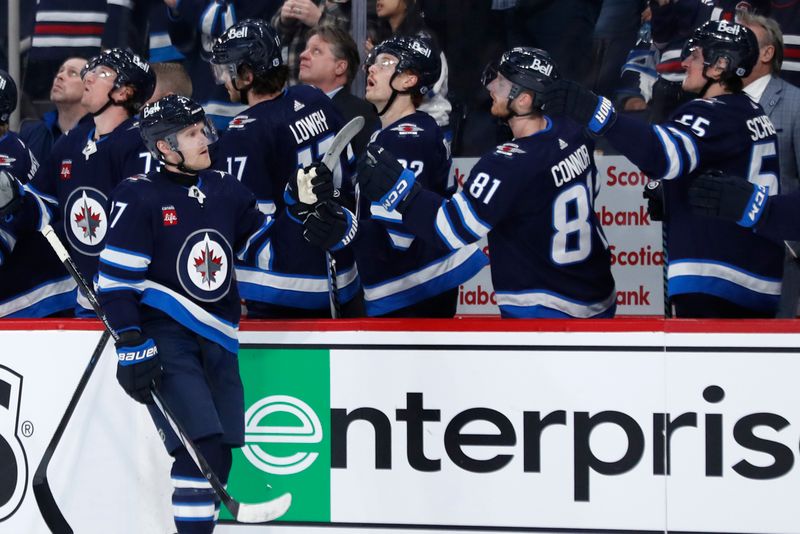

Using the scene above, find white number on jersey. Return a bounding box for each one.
[226,156,248,181]
[747,141,779,194]
[468,172,501,205]
[551,184,592,265]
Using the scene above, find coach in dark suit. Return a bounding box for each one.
[741,12,800,317]
[298,25,380,157]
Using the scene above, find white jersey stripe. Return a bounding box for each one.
[668,260,781,295]
[496,288,617,318]
[653,125,682,180]
[32,36,103,48]
[35,11,108,22]
[435,204,467,250]
[666,126,699,174]
[452,192,491,239]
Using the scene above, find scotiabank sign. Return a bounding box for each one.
[452,155,664,316]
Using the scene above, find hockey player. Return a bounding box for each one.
[96,94,276,534]
[0,48,155,315]
[349,47,616,318]
[0,70,74,317]
[333,35,487,317]
[542,19,784,318]
[209,19,360,318]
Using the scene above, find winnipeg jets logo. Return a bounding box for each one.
[60,160,72,180]
[178,230,232,301]
[0,366,27,522]
[66,188,108,251]
[391,123,424,136]
[0,154,16,167]
[228,115,256,129]
[495,143,525,157]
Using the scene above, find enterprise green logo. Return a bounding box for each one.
[242,395,323,475]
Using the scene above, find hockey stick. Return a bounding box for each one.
[33,329,111,534]
[299,116,365,318]
[38,225,292,527]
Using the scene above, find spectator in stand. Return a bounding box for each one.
[368,0,451,133]
[738,12,800,317]
[25,0,150,101]
[272,0,351,84]
[163,0,281,130]
[298,25,379,157]
[19,57,90,163]
[148,62,194,103]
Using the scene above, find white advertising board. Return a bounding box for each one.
[1,323,799,534]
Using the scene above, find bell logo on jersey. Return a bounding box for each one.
[391,123,424,136]
[228,115,256,129]
[410,40,432,58]
[495,143,525,157]
[178,229,233,301]
[60,160,72,180]
[0,154,15,167]
[162,206,178,226]
[0,366,28,522]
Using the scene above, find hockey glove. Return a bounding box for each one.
[643,180,665,222]
[303,200,358,251]
[688,171,769,228]
[357,144,421,213]
[288,162,339,205]
[115,331,162,405]
[540,79,616,135]
[0,170,22,218]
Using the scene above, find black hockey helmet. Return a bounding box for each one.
[140,95,218,165]
[482,47,559,112]
[210,19,283,82]
[0,69,17,123]
[681,19,759,79]
[367,35,441,95]
[82,48,156,112]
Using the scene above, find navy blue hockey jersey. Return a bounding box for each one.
[0,132,74,317]
[356,111,487,316]
[214,85,359,310]
[15,117,150,313]
[605,93,784,312]
[97,169,272,353]
[400,117,617,318]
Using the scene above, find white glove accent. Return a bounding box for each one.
[297,166,318,205]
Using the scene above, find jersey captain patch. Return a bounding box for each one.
[177,229,233,302]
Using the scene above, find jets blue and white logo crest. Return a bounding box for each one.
[0,366,28,521]
[65,187,109,255]
[177,229,233,302]
[495,143,525,157]
[391,123,424,136]
[228,115,256,130]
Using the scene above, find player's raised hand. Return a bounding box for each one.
[303,201,358,251]
[688,171,769,228]
[0,169,22,217]
[356,144,421,212]
[115,331,162,405]
[540,79,616,135]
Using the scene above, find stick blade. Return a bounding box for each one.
[235,492,292,523]
[32,475,73,534]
